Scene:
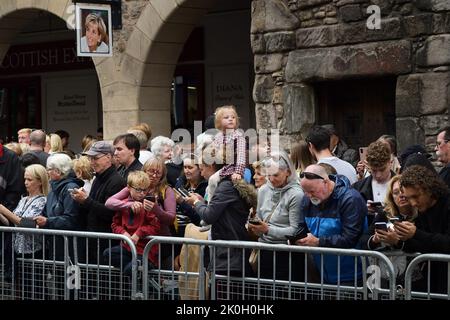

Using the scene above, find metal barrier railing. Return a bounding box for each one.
[142,236,397,300]
[404,253,450,300]
[0,226,138,300]
[4,226,450,300]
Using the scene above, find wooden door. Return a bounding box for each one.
[316,77,396,149]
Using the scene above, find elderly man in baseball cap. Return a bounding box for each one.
[72,140,126,262]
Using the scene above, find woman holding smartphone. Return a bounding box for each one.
[173,154,207,231]
[360,175,418,284]
[248,151,305,282]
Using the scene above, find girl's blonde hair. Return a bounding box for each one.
[25,164,50,196]
[127,171,150,189]
[5,142,23,156]
[290,140,316,172]
[49,133,63,153]
[383,175,402,218]
[73,156,94,181]
[214,105,239,130]
[81,135,97,153]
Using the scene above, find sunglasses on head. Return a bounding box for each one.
[300,172,324,180]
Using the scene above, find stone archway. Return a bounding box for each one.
[0,0,117,137]
[117,0,218,139]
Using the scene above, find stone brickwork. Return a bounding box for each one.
[252,0,450,153]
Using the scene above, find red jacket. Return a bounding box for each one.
[111,203,160,266]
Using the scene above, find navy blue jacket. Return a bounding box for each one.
[43,171,84,230]
[301,175,367,284]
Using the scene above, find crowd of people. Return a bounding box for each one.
[1,106,450,295]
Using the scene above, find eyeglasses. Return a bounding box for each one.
[300,172,324,180]
[146,169,162,177]
[130,186,148,193]
[436,140,449,148]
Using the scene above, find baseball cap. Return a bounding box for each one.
[83,141,114,157]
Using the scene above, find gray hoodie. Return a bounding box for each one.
[256,151,304,244]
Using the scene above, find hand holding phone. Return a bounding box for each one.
[177,187,190,198]
[144,195,156,202]
[374,222,388,231]
[359,147,368,162]
[248,218,262,225]
[389,217,402,223]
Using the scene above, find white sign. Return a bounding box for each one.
[76,3,113,57]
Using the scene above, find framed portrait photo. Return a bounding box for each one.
[76,3,113,57]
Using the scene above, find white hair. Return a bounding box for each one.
[46,153,73,178]
[150,136,174,157]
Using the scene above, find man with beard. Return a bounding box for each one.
[296,164,367,284]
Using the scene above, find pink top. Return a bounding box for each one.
[105,186,176,236]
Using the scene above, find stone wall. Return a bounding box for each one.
[251,0,450,154]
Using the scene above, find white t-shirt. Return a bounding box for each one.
[139,150,154,165]
[371,179,389,202]
[318,156,357,184]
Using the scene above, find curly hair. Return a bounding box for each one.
[366,140,391,169]
[400,165,448,199]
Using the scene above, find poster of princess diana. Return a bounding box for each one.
[76,3,113,57]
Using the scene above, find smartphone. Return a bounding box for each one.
[359,147,368,162]
[370,202,383,207]
[389,217,402,223]
[248,218,262,225]
[177,187,190,198]
[374,222,388,231]
[144,195,156,202]
[285,233,307,244]
[67,188,75,194]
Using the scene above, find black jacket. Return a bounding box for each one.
[403,195,450,293]
[118,158,142,181]
[352,171,396,202]
[194,178,255,272]
[334,140,358,167]
[81,165,126,233]
[439,165,450,190]
[0,145,23,211]
[175,175,207,226]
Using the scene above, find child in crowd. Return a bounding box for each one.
[104,171,160,274]
[212,105,246,181]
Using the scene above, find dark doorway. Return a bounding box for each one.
[0,77,41,143]
[172,27,205,133]
[316,77,396,149]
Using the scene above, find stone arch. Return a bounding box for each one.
[0,0,117,137]
[119,0,218,138]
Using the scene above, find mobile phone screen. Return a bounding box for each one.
[375,222,387,231]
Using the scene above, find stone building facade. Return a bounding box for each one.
[251,0,450,153]
[0,0,218,141]
[1,0,449,152]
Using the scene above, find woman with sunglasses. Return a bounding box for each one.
[248,151,305,282]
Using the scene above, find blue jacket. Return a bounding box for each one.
[300,175,367,284]
[43,171,84,230]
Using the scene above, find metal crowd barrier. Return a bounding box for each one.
[404,253,450,300]
[0,226,138,300]
[142,236,397,300]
